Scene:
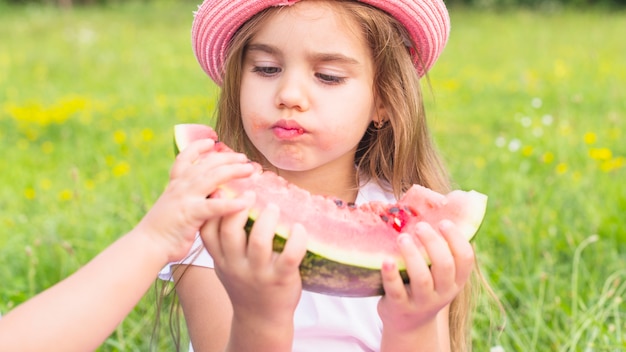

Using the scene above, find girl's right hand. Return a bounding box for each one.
[200,199,308,336]
[134,138,256,263]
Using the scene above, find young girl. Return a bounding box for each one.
[160,0,479,351]
[0,140,255,351]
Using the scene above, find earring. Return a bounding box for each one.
[374,120,386,129]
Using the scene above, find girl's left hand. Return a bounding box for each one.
[200,196,308,326]
[377,220,475,332]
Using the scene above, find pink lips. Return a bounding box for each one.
[271,120,305,140]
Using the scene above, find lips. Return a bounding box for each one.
[271,120,305,139]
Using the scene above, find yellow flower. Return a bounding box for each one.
[40,178,52,190]
[24,188,36,200]
[84,179,95,190]
[588,148,612,161]
[555,163,568,175]
[59,189,73,201]
[141,128,154,142]
[474,156,486,169]
[600,157,625,173]
[522,145,534,157]
[542,152,554,164]
[113,130,127,145]
[583,132,597,145]
[112,161,130,177]
[41,141,54,154]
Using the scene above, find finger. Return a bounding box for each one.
[397,232,433,297]
[170,139,216,178]
[247,203,281,267]
[380,257,408,301]
[191,162,255,197]
[200,217,222,259]
[217,193,255,259]
[414,222,455,293]
[439,220,475,285]
[275,223,308,276]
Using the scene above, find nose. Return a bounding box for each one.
[275,71,310,112]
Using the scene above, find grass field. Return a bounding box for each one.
[0,1,624,351]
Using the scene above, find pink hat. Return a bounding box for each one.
[192,0,450,85]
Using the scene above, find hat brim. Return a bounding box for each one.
[192,0,450,85]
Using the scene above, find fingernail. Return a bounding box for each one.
[397,233,412,245]
[439,219,453,230]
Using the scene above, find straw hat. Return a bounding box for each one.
[192,0,450,85]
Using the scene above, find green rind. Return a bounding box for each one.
[245,218,409,297]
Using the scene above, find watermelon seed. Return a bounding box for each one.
[392,217,404,232]
[333,199,345,208]
[347,202,356,209]
[388,206,400,214]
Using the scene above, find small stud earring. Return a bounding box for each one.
[374,120,385,129]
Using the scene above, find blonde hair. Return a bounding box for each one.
[211,1,483,351]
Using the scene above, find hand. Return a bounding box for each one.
[377,220,475,333]
[200,199,308,326]
[135,138,255,262]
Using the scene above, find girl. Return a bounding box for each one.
[0,141,255,351]
[160,0,479,351]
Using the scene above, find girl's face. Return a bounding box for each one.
[240,1,379,180]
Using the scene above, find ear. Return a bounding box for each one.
[372,97,388,127]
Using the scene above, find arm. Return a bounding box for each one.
[173,265,233,352]
[0,138,255,352]
[0,228,180,352]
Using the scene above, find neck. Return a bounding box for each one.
[271,164,359,203]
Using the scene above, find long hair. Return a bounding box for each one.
[213,1,479,351]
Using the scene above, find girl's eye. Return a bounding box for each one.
[252,66,281,76]
[316,72,346,85]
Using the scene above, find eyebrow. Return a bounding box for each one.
[246,43,361,66]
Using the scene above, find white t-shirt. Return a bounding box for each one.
[159,181,396,352]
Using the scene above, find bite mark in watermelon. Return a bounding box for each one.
[174,124,488,297]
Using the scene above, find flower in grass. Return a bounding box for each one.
[141,128,154,142]
[112,161,130,177]
[583,132,597,145]
[541,114,553,126]
[495,136,506,148]
[531,97,542,109]
[113,130,127,145]
[522,145,534,157]
[58,189,73,201]
[41,141,54,154]
[40,178,52,191]
[542,152,555,164]
[508,139,521,152]
[555,162,568,175]
[24,188,36,200]
[588,147,612,161]
[600,156,624,173]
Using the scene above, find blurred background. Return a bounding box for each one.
[0,0,624,350]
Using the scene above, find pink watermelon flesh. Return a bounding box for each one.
[174,124,488,297]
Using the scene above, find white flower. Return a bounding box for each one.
[542,114,554,125]
[508,139,522,152]
[531,97,542,109]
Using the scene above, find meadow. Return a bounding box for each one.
[0,1,624,351]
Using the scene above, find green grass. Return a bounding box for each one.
[1,2,624,351]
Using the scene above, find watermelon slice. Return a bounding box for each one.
[174,124,488,297]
